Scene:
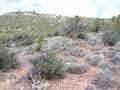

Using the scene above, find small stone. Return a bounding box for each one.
[6,79,10,82]
[20,87,24,90]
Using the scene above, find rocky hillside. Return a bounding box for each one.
[0,31,120,90]
[0,11,120,90]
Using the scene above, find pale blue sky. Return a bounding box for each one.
[0,0,120,18]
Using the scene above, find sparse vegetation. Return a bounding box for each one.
[1,11,120,90]
[5,34,34,47]
[36,36,44,51]
[29,52,64,80]
[64,63,89,74]
[77,32,87,40]
[0,45,19,71]
[102,30,120,45]
[92,73,116,89]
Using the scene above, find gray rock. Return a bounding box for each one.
[84,85,96,90]
[115,42,120,47]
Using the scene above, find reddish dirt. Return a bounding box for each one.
[0,68,32,90]
[49,67,100,90]
[0,35,117,90]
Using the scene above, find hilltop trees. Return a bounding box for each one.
[63,16,88,39]
[111,15,120,31]
[92,18,101,32]
[86,18,104,32]
[64,15,81,34]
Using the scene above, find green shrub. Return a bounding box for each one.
[6,34,34,47]
[102,30,120,45]
[77,32,87,40]
[16,37,33,47]
[64,63,89,74]
[36,36,44,51]
[30,53,64,79]
[54,31,59,36]
[92,73,116,89]
[0,46,19,71]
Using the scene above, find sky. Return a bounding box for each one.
[0,0,120,18]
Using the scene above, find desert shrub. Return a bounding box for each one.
[102,30,120,46]
[85,55,102,66]
[92,73,116,89]
[30,53,64,80]
[99,63,109,70]
[67,31,86,40]
[77,32,87,40]
[54,31,59,36]
[47,33,54,37]
[64,63,89,74]
[0,35,9,45]
[16,37,33,47]
[36,36,44,51]
[103,66,118,77]
[6,34,34,47]
[0,46,19,71]
[87,18,102,32]
[7,34,29,42]
[112,51,120,65]
[86,58,99,66]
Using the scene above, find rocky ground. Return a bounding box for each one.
[0,32,120,90]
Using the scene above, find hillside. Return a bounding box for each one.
[0,11,120,90]
[0,11,111,37]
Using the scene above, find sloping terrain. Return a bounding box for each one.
[0,32,120,90]
[0,11,120,90]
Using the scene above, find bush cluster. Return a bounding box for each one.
[77,32,87,40]
[64,63,89,74]
[30,53,64,80]
[102,30,120,46]
[0,45,19,71]
[92,73,116,89]
[6,34,34,47]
